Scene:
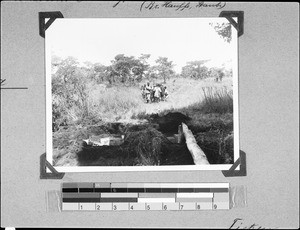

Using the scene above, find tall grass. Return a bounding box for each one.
[201,87,233,114]
[88,86,142,122]
[53,77,233,127]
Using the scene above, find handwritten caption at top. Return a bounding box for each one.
[113,1,227,12]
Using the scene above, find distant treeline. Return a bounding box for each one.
[52,54,232,87]
[52,20,234,89]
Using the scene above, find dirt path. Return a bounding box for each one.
[129,77,232,119]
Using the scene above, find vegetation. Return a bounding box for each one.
[209,22,232,43]
[51,52,234,166]
[201,87,233,114]
[153,57,175,83]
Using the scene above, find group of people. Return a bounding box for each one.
[141,82,169,103]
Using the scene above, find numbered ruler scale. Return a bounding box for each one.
[62,182,229,211]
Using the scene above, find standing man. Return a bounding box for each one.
[154,84,162,102]
[160,84,165,101]
[140,84,146,101]
[145,82,152,103]
[164,86,169,101]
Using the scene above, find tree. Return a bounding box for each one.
[92,63,107,83]
[154,57,175,83]
[145,65,158,81]
[109,54,150,85]
[135,54,151,82]
[111,54,130,83]
[181,65,196,78]
[181,60,210,79]
[209,67,225,81]
[188,60,210,79]
[52,56,90,128]
[105,65,118,84]
[209,22,232,43]
[52,56,79,97]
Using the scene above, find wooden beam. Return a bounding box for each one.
[181,123,210,165]
[177,124,184,144]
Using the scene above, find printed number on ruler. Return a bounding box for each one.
[61,182,230,211]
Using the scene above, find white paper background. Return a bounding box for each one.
[1,2,299,228]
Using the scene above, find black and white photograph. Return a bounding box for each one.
[46,18,239,171]
[2,2,299,228]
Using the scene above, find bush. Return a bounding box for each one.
[200,87,233,114]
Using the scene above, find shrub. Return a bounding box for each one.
[200,87,233,114]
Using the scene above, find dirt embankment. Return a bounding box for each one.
[76,112,194,166]
[75,112,233,166]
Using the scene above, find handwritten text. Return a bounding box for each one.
[113,1,226,12]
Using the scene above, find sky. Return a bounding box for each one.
[46,18,237,73]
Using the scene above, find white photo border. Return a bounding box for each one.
[45,17,240,172]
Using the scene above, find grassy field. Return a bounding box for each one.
[86,77,232,122]
[52,77,234,166]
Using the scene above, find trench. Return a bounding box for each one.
[76,111,233,166]
[76,112,195,166]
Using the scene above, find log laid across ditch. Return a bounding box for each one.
[76,113,210,166]
[181,123,210,165]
